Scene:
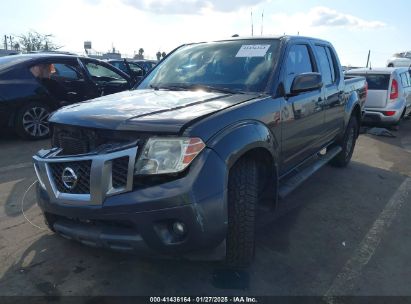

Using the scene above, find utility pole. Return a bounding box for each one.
[4,35,8,50]
[366,50,371,68]
[8,36,13,50]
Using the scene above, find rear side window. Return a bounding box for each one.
[350,74,390,90]
[315,45,334,85]
[400,72,410,87]
[285,44,314,92]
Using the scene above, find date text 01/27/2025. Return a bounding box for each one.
[149,296,258,303]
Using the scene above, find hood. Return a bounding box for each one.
[49,89,260,133]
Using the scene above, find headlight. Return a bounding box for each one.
[134,137,205,175]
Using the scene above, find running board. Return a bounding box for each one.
[278,146,342,199]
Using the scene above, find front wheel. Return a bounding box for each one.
[330,116,359,167]
[226,157,259,268]
[15,102,51,140]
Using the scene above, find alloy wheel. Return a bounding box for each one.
[22,106,50,138]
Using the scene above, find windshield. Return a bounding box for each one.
[137,39,280,93]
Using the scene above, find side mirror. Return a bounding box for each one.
[290,72,323,95]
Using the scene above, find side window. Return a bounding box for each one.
[325,47,338,82]
[84,62,127,83]
[129,63,144,76]
[285,44,314,93]
[400,72,410,87]
[111,61,128,74]
[53,63,83,80]
[315,46,333,86]
[30,63,82,81]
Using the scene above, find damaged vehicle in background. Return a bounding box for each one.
[346,67,411,126]
[33,36,367,267]
[0,54,133,139]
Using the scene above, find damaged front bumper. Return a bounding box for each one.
[33,145,228,258]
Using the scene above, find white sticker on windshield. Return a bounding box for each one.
[235,45,270,57]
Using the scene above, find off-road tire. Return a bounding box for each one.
[226,157,259,268]
[330,116,359,167]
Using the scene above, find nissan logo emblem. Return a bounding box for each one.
[62,167,78,190]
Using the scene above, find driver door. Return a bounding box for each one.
[281,43,325,172]
[81,59,132,96]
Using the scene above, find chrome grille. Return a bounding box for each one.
[33,145,138,206]
[49,161,92,194]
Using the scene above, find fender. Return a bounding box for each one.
[344,90,361,130]
[207,120,280,208]
[207,120,279,169]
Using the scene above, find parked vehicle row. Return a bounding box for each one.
[0,54,134,139]
[106,59,158,83]
[32,36,367,266]
[346,67,411,126]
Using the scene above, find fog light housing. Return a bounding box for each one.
[172,221,186,236]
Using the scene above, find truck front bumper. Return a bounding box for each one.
[34,147,228,258]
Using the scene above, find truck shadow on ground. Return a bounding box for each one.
[0,161,408,296]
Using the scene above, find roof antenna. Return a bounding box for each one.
[261,10,264,36]
[251,10,254,36]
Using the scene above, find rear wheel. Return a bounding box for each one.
[15,102,51,140]
[330,116,359,167]
[226,157,259,268]
[387,63,394,67]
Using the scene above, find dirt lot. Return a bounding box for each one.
[0,120,410,297]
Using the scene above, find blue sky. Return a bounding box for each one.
[1,0,410,66]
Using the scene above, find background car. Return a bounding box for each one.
[346,67,411,126]
[0,54,133,139]
[387,52,411,67]
[131,59,158,73]
[107,59,146,84]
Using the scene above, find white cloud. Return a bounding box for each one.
[310,6,386,29]
[122,0,267,15]
[268,6,386,37]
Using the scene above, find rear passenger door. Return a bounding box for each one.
[314,44,344,142]
[281,43,325,172]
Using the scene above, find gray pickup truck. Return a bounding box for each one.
[33,36,367,266]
